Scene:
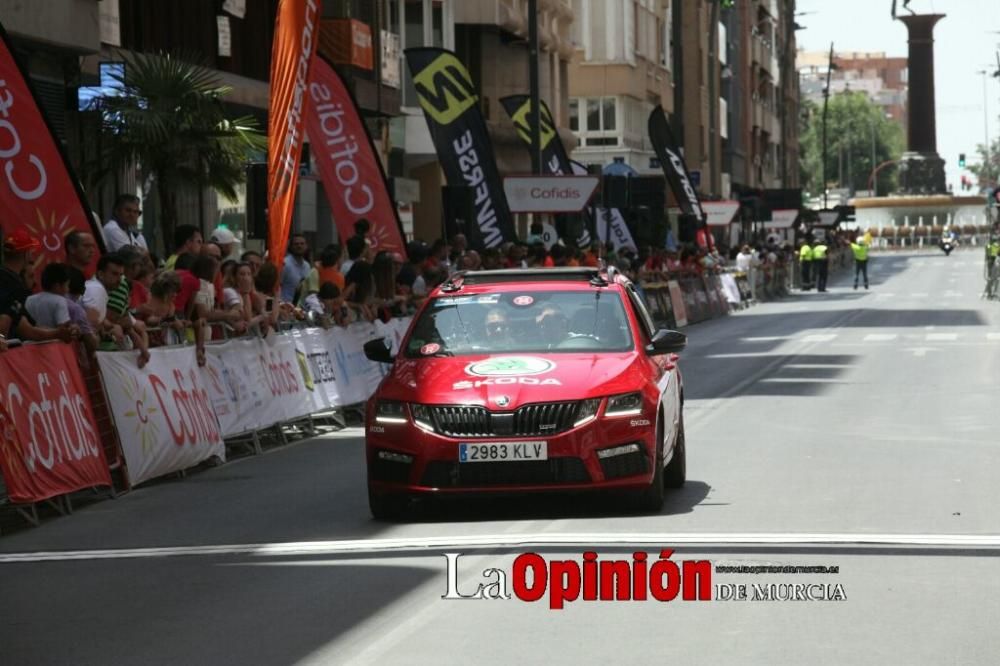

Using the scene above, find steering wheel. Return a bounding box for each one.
[555,334,603,350]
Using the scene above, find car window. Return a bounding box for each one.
[625,283,656,341]
[404,290,634,356]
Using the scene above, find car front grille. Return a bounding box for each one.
[430,401,580,438]
[420,458,591,488]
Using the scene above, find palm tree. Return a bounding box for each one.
[87,51,266,250]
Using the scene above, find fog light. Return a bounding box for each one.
[596,443,641,459]
[377,450,413,464]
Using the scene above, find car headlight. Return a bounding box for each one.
[409,404,436,432]
[375,400,408,424]
[605,392,643,417]
[574,398,602,427]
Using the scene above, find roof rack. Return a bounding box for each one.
[456,267,608,287]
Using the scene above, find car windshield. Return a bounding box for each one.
[404,289,634,357]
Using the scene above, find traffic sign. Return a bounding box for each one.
[503,175,600,213]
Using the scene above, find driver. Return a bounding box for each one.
[484,307,513,347]
[536,305,569,349]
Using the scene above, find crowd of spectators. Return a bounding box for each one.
[2,193,845,362]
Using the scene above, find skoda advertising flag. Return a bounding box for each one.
[0,21,105,271]
[267,0,321,269]
[405,47,516,249]
[500,95,594,247]
[648,106,707,236]
[305,57,406,255]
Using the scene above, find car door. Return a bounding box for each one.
[624,283,679,452]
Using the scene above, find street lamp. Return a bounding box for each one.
[975,69,992,187]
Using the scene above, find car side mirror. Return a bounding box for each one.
[646,329,687,356]
[364,337,395,364]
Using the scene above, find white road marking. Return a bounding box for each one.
[864,333,898,342]
[5,533,1000,563]
[741,336,792,342]
[987,333,1000,341]
[802,334,837,342]
[905,347,936,357]
[926,333,959,342]
[911,292,929,298]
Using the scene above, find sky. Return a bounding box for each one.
[795,0,1000,192]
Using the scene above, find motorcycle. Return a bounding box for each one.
[940,237,956,256]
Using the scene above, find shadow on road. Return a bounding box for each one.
[407,480,712,524]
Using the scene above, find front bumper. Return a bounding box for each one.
[366,413,658,496]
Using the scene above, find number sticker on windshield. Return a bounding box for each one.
[420,343,441,355]
[512,295,534,306]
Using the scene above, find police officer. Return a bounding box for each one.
[851,235,870,290]
[812,237,830,292]
[798,239,813,291]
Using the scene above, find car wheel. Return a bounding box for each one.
[664,413,686,489]
[368,484,410,522]
[634,416,666,513]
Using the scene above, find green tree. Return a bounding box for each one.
[966,127,1000,190]
[87,51,266,250]
[799,91,905,197]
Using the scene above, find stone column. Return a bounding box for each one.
[897,14,946,194]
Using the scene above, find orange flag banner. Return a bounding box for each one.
[267,0,321,269]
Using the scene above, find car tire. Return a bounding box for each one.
[368,484,409,522]
[634,416,666,513]
[664,414,686,489]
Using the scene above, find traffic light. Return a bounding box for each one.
[959,153,966,168]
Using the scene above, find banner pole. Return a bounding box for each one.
[528,0,541,175]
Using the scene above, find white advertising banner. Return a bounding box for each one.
[325,323,390,406]
[289,327,342,414]
[720,274,743,305]
[595,207,638,251]
[97,347,225,486]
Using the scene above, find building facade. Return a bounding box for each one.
[799,50,908,128]
[566,0,675,174]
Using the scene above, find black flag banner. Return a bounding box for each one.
[405,47,516,249]
[500,94,594,247]
[648,105,705,227]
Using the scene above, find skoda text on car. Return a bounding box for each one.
[363,267,687,520]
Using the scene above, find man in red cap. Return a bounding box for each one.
[0,229,78,347]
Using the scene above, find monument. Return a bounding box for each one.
[851,3,989,242]
[895,13,946,194]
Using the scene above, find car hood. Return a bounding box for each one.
[382,353,644,408]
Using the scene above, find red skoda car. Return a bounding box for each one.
[363,267,687,520]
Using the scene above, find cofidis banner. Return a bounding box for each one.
[0,343,111,503]
[404,47,516,249]
[500,95,594,247]
[0,21,105,270]
[267,0,321,269]
[306,56,406,255]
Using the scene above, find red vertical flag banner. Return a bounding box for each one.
[0,344,111,503]
[305,56,406,255]
[267,0,322,269]
[0,22,104,269]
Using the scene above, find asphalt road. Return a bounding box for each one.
[2,249,999,665]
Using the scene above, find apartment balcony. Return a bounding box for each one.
[752,36,774,75]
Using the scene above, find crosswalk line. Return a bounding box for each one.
[987,333,1000,341]
[925,333,958,342]
[802,334,837,343]
[863,333,897,342]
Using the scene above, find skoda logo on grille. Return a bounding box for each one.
[494,395,511,407]
[466,356,555,377]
